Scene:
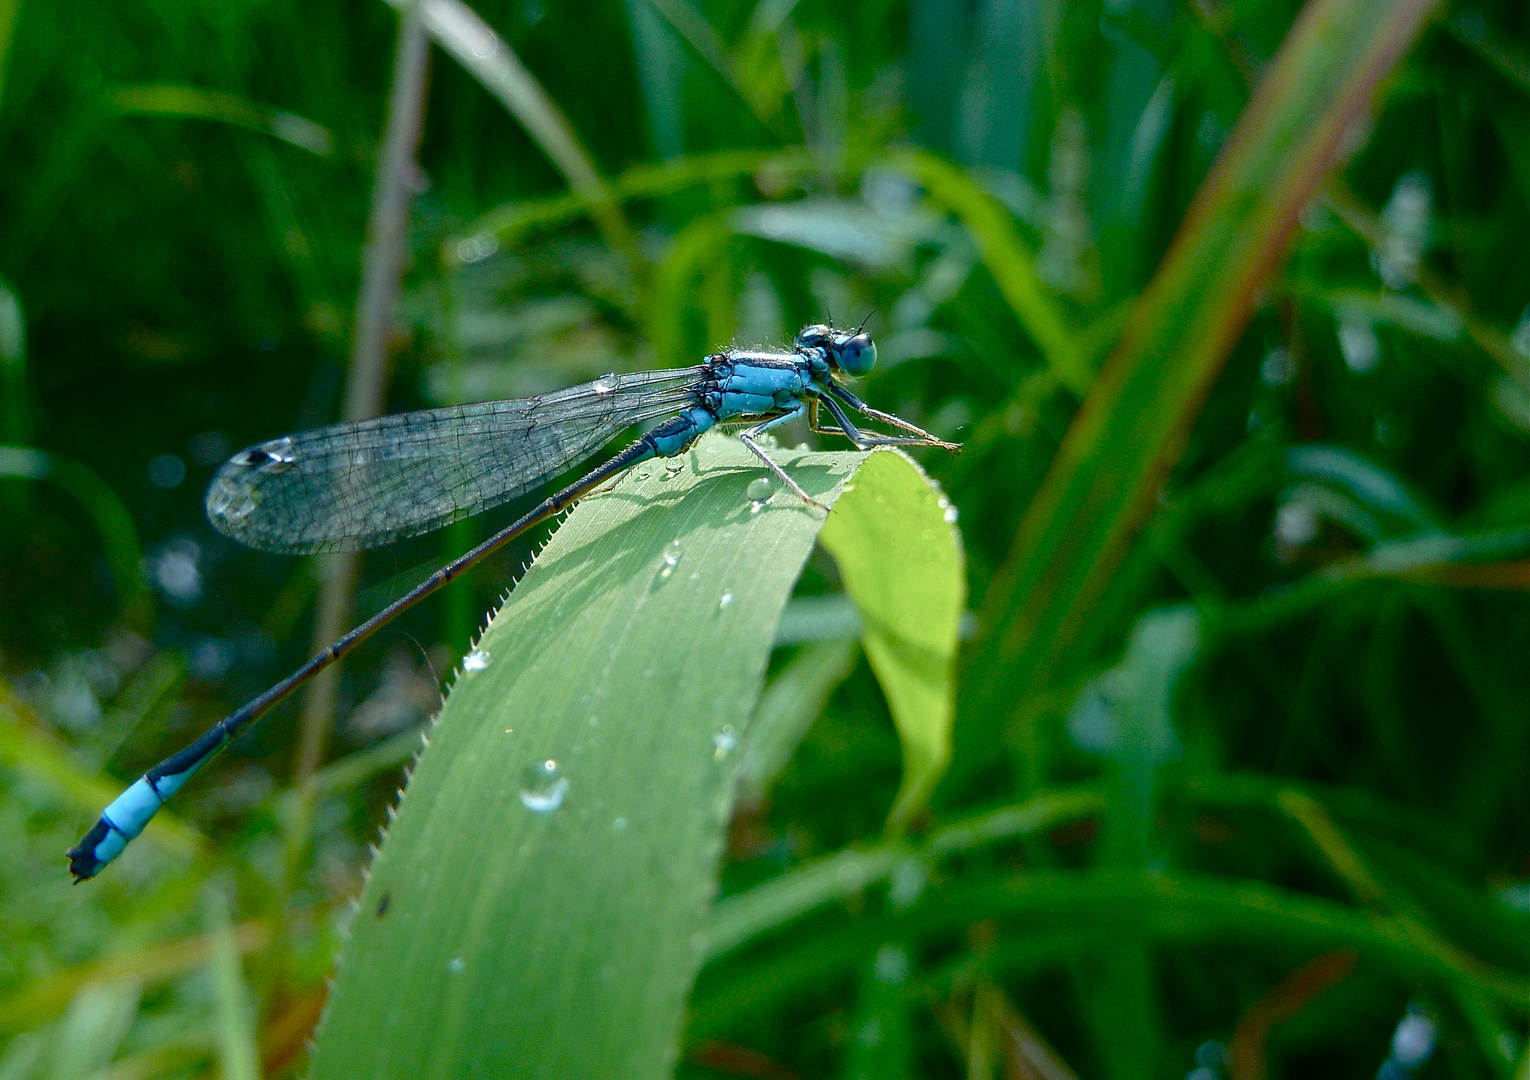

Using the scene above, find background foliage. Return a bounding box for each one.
[1,0,1528,1077]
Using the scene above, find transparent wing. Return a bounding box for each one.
[206,367,706,553]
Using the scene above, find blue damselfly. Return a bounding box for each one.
[68,324,955,879]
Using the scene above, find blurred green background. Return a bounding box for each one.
[1,0,1528,1076]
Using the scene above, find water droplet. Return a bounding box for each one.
[718,591,734,610]
[206,478,256,522]
[519,759,568,813]
[592,374,618,395]
[634,470,651,482]
[463,648,491,672]
[745,477,775,515]
[261,436,297,466]
[943,504,959,524]
[661,462,685,482]
[613,816,628,831]
[658,540,682,579]
[448,956,465,973]
[713,725,739,759]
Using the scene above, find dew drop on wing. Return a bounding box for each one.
[718,590,734,610]
[208,477,257,522]
[259,436,297,469]
[592,374,618,395]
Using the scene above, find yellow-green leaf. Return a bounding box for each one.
[819,450,965,832]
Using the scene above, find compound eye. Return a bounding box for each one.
[834,333,876,376]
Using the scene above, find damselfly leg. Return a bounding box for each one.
[737,404,828,510]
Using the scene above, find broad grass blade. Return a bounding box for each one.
[307,436,865,1080]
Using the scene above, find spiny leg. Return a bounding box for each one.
[739,406,828,511]
[816,392,960,450]
[809,396,888,449]
[811,412,955,449]
[828,383,959,450]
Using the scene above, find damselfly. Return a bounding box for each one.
[68,324,956,880]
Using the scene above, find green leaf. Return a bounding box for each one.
[307,436,883,1080]
[818,450,965,832]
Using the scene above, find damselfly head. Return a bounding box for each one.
[794,323,877,377]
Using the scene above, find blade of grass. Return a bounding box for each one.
[1445,11,1530,98]
[43,980,141,1080]
[649,209,736,363]
[447,148,811,258]
[693,868,1528,1049]
[1210,526,1530,634]
[886,148,1086,393]
[205,885,260,1080]
[957,0,1445,784]
[626,0,686,159]
[402,0,641,266]
[704,788,1105,959]
[108,86,332,155]
[842,944,915,1080]
[307,436,873,1080]
[1087,606,1200,1080]
[704,870,1530,1012]
[1323,181,1530,386]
